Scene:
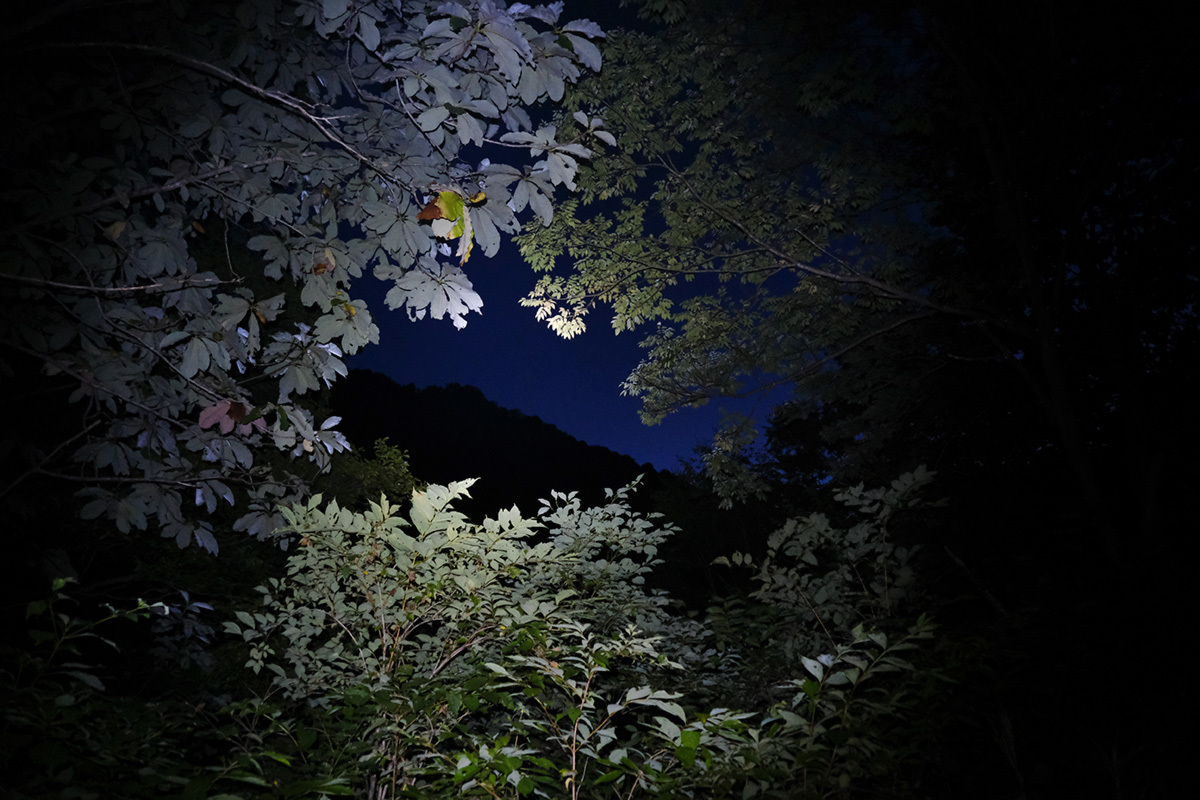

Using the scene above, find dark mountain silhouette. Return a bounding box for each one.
[329,369,661,516]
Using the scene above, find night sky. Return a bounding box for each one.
[347,240,765,472]
[346,1,720,472]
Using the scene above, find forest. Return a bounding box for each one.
[1,0,1192,798]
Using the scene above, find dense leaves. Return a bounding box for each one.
[217,473,939,798]
[509,4,1194,794]
[0,0,605,551]
[516,0,1198,555]
[5,1,1189,797]
[2,470,940,799]
[515,1,957,505]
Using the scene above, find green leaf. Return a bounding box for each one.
[359,15,380,51]
[65,670,105,691]
[182,776,215,800]
[416,106,450,131]
[322,0,349,19]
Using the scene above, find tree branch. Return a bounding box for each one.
[661,159,1017,326]
[13,157,290,233]
[50,42,396,178]
[0,272,233,295]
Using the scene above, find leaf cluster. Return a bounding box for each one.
[1,0,606,552]
[207,472,942,798]
[3,469,947,798]
[513,1,949,504]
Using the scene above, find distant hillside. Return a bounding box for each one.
[330,369,661,515]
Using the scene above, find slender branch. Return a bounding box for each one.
[14,157,289,232]
[31,466,296,495]
[12,249,228,406]
[429,625,497,678]
[197,179,314,241]
[47,41,396,178]
[660,159,1018,326]
[0,272,235,295]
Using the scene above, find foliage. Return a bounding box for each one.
[0,2,980,795]
[514,0,1198,568]
[2,468,943,799]
[512,1,949,503]
[714,619,937,800]
[0,577,360,800]
[227,480,560,699]
[219,478,700,796]
[0,0,606,552]
[209,472,940,798]
[509,4,1195,794]
[717,466,934,661]
[0,579,204,799]
[318,437,426,511]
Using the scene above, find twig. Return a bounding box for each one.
[0,272,234,295]
[13,157,289,232]
[44,41,396,178]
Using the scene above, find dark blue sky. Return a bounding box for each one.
[348,1,779,472]
[347,241,756,472]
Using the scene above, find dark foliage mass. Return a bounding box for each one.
[1,0,1194,797]
[331,369,656,514]
[515,0,1195,795]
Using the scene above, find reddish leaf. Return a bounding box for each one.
[198,400,231,430]
[416,200,444,221]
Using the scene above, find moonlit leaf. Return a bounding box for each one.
[358,15,380,51]
[322,0,349,19]
[7,0,603,551]
[563,33,601,71]
[416,106,450,131]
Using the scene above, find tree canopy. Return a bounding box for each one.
[517,0,967,498]
[510,3,1195,792]
[1,0,605,552]
[1,1,1192,798]
[516,0,1198,565]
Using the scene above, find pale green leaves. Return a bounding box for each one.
[384,258,483,330]
[721,469,934,658]
[3,0,609,549]
[573,109,616,147]
[561,20,605,72]
[408,479,477,534]
[416,105,451,132]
